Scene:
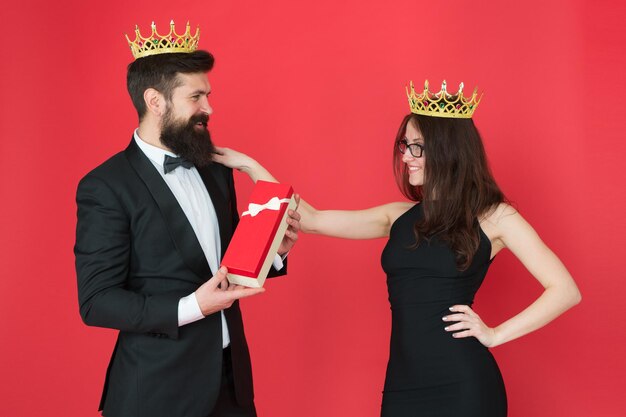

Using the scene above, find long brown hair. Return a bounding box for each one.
[393,113,506,270]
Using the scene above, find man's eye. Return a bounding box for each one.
[191,95,200,101]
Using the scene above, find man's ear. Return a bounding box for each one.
[144,88,166,117]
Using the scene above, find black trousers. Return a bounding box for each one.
[208,347,257,417]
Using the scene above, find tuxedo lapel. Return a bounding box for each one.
[124,139,212,281]
[197,164,232,260]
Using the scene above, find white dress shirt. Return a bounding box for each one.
[133,131,284,348]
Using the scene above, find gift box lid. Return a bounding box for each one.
[222,180,294,277]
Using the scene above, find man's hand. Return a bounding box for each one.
[278,195,301,256]
[195,267,265,316]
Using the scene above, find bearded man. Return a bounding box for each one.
[74,23,300,417]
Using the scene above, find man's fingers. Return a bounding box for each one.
[216,267,229,290]
[227,283,244,292]
[207,266,228,289]
[226,287,265,300]
[218,278,229,291]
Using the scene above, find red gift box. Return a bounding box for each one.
[222,180,297,287]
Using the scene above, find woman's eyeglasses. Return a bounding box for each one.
[397,140,424,158]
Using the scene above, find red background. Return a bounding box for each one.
[1,1,624,416]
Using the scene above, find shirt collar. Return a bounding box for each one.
[133,129,177,168]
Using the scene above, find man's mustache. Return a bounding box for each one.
[190,113,210,126]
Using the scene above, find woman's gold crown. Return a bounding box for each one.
[125,20,200,60]
[406,80,482,119]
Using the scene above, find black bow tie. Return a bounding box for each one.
[163,155,194,174]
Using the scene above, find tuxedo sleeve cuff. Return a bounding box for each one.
[272,253,286,271]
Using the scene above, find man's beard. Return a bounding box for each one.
[160,110,215,168]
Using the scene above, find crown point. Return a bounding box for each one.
[459,82,464,93]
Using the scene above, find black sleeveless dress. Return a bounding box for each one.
[380,204,507,417]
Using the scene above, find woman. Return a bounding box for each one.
[215,80,581,417]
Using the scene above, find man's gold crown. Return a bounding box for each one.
[406,80,482,119]
[125,20,200,59]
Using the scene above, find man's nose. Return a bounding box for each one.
[201,98,213,115]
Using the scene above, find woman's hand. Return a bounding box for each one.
[214,146,278,183]
[443,305,498,347]
[213,146,256,172]
[277,195,301,255]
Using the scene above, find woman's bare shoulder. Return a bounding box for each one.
[384,201,416,223]
[481,202,519,226]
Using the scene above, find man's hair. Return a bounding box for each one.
[126,50,214,121]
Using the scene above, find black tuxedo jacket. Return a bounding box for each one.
[75,139,283,417]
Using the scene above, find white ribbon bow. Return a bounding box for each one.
[242,196,291,217]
